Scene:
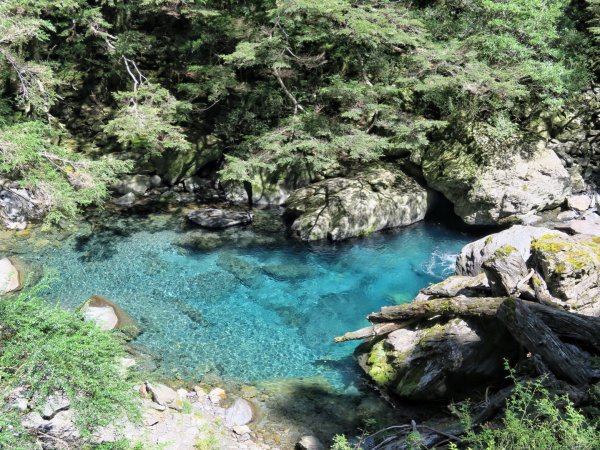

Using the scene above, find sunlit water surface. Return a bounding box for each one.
[13,210,472,390]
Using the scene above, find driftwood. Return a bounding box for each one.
[367,296,505,323]
[334,321,412,343]
[497,299,600,385]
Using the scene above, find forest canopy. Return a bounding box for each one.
[0,0,598,223]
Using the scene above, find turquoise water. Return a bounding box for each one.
[17,210,472,388]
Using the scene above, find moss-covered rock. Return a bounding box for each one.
[284,165,429,241]
[531,234,600,313]
[358,318,516,400]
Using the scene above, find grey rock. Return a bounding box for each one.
[424,145,571,225]
[113,192,136,207]
[567,194,593,211]
[0,257,21,293]
[557,210,579,221]
[42,391,70,419]
[146,383,177,406]
[421,273,489,298]
[456,226,565,276]
[285,165,428,241]
[208,387,226,404]
[555,213,600,236]
[79,295,140,338]
[115,175,152,196]
[224,398,254,427]
[0,188,43,230]
[188,208,253,229]
[296,435,324,450]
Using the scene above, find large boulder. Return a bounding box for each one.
[79,295,141,338]
[224,398,255,427]
[284,166,428,241]
[114,175,152,196]
[357,318,516,400]
[456,225,567,276]
[423,145,571,225]
[530,234,600,313]
[0,257,21,293]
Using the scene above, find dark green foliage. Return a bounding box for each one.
[0,287,139,446]
[0,0,597,220]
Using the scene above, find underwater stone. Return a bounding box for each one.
[188,208,253,229]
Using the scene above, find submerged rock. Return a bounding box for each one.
[188,208,253,229]
[423,145,571,225]
[284,165,428,241]
[456,225,565,276]
[79,295,141,338]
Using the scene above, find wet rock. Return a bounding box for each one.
[423,145,571,225]
[146,382,177,406]
[188,208,253,229]
[284,165,428,241]
[567,194,593,211]
[531,234,600,312]
[79,295,141,338]
[296,435,324,450]
[456,225,566,276]
[0,257,21,293]
[225,398,255,427]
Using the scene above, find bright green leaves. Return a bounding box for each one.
[104,84,191,157]
[0,121,132,225]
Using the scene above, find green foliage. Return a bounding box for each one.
[457,367,600,450]
[0,121,132,225]
[0,286,139,445]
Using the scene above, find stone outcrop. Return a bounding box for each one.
[79,295,141,338]
[423,145,571,225]
[284,165,428,241]
[456,225,564,276]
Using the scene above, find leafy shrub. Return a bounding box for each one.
[456,369,600,450]
[0,286,139,446]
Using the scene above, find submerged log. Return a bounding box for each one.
[367,296,505,323]
[497,299,600,385]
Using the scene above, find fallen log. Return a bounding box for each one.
[334,321,412,343]
[497,298,600,385]
[367,296,505,323]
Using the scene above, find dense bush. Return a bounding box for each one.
[0,287,139,447]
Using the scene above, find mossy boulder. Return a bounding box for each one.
[78,295,141,338]
[422,144,571,225]
[358,318,516,400]
[531,234,600,313]
[456,225,565,276]
[284,165,429,241]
